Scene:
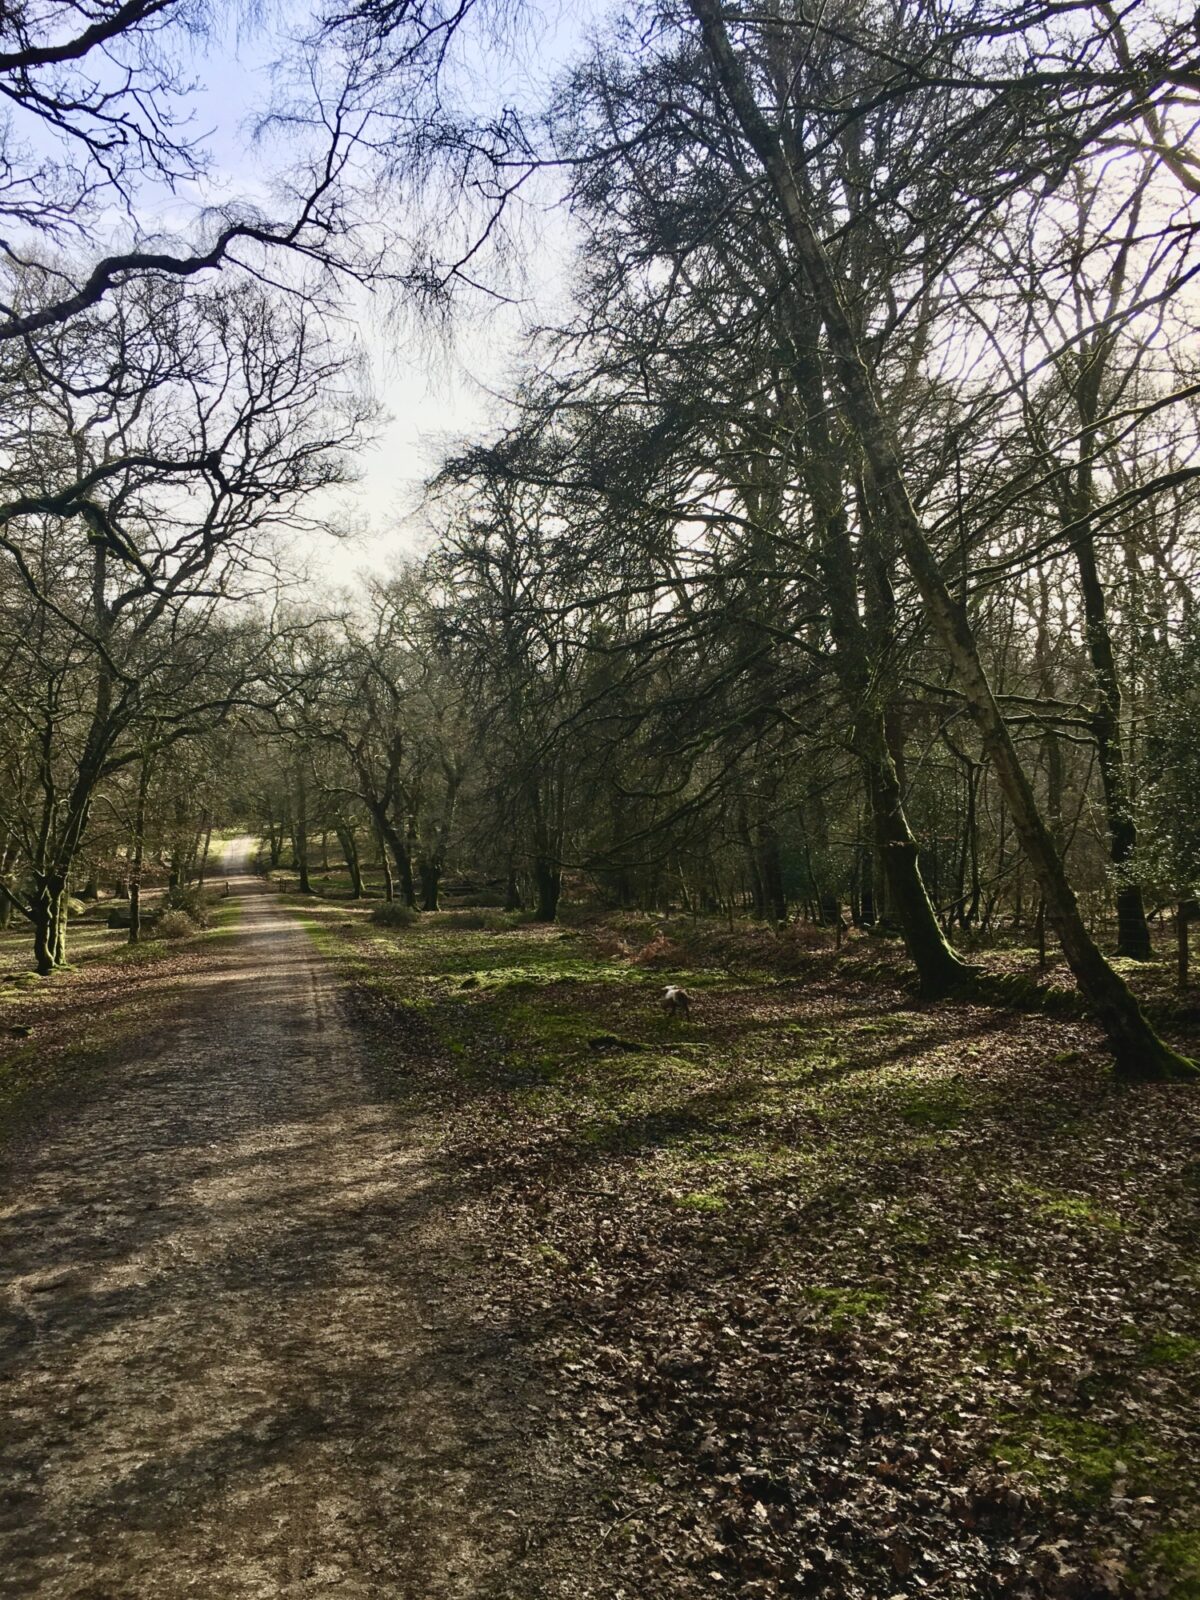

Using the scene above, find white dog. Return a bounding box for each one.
[661,985,691,1019]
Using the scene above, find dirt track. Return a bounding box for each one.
[0,842,569,1599]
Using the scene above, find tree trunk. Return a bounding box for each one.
[196,817,212,890]
[394,837,416,908]
[32,903,54,976]
[1179,903,1196,990]
[295,766,312,894]
[791,330,972,995]
[377,824,394,903]
[371,807,415,907]
[528,782,562,922]
[1076,520,1152,959]
[53,888,68,967]
[419,860,441,912]
[943,733,982,932]
[737,798,767,919]
[757,819,787,926]
[533,856,562,922]
[129,755,151,945]
[857,809,876,925]
[32,874,66,976]
[1063,354,1153,960]
[865,750,972,995]
[0,839,19,930]
[688,0,1195,1078]
[335,820,363,899]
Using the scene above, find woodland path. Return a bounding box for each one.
[0,841,567,1599]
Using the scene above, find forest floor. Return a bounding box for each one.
[0,878,242,1147]
[286,880,1200,1600]
[1,857,1198,1598]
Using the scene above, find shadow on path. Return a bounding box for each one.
[0,840,583,1599]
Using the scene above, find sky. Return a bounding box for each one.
[157,0,595,588]
[83,0,598,588]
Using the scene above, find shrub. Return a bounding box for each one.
[436,908,514,932]
[631,932,683,967]
[164,884,211,927]
[369,901,419,928]
[157,909,196,940]
[108,905,162,931]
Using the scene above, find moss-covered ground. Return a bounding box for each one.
[289,887,1200,1599]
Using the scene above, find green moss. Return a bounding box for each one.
[994,1411,1160,1502]
[209,897,242,931]
[896,1084,969,1130]
[501,999,598,1044]
[1046,1194,1121,1231]
[1147,1530,1200,1598]
[672,1189,727,1212]
[576,1115,622,1145]
[1014,1181,1122,1232]
[1143,1332,1200,1366]
[987,1343,1022,1374]
[804,1285,887,1329]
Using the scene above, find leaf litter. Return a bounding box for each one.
[310,902,1200,1600]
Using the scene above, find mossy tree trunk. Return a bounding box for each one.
[418,862,441,912]
[32,874,66,976]
[864,747,974,995]
[372,809,416,908]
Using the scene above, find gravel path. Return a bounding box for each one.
[0,842,562,1599]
